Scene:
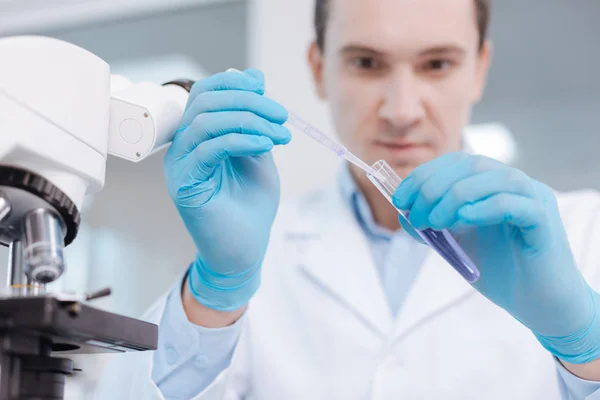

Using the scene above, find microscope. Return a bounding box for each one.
[0,36,194,399]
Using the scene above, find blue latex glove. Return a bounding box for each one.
[164,69,291,311]
[392,152,600,364]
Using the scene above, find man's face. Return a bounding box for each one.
[309,0,492,179]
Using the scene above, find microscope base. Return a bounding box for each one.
[0,296,157,399]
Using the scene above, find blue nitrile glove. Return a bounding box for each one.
[392,152,600,364]
[163,69,291,311]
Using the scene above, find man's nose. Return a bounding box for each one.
[378,70,426,130]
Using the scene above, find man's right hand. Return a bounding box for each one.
[164,69,291,315]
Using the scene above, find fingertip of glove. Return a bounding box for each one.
[258,136,275,148]
[243,68,266,92]
[271,104,289,125]
[244,68,264,81]
[392,177,413,209]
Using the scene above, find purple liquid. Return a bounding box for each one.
[368,159,481,284]
[400,211,479,283]
[417,226,480,283]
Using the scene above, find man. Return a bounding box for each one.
[98,0,600,398]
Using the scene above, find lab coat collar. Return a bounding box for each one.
[338,164,395,240]
[389,249,477,343]
[294,181,394,338]
[292,170,476,341]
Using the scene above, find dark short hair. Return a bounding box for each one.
[314,0,490,51]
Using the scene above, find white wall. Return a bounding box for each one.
[248,0,341,200]
[0,0,237,35]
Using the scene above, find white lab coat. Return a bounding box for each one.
[96,184,600,400]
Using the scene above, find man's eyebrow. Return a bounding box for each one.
[339,45,386,56]
[418,45,467,57]
[339,44,467,57]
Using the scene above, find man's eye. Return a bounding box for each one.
[426,59,452,71]
[350,57,381,70]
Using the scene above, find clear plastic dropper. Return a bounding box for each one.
[285,113,379,177]
[226,68,377,176]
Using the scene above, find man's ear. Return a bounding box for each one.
[308,41,328,100]
[472,40,493,103]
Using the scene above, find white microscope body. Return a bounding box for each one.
[0,35,192,399]
[0,35,189,286]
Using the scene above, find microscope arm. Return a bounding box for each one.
[107,75,191,162]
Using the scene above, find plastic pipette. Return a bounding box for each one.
[225,68,378,177]
[285,113,379,177]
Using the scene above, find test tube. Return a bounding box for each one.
[367,160,480,283]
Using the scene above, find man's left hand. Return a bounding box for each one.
[393,152,600,365]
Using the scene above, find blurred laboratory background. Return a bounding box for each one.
[0,0,599,398]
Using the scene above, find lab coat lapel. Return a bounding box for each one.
[390,249,476,341]
[295,187,393,338]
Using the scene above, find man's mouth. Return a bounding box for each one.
[373,140,428,151]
